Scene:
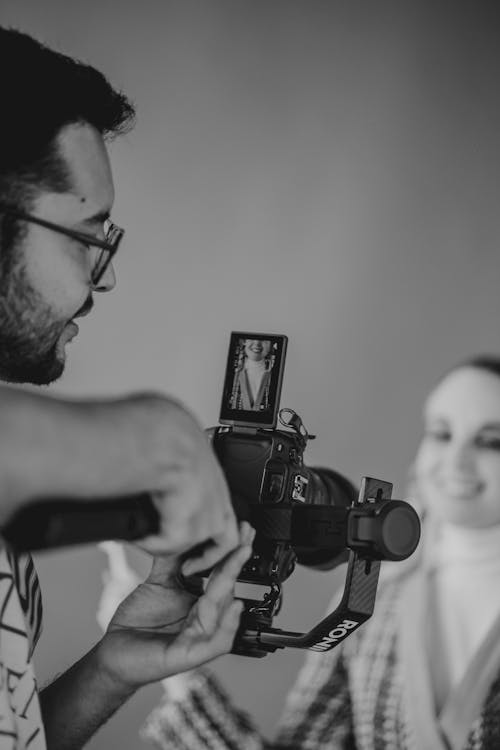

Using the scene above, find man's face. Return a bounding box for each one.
[0,122,116,384]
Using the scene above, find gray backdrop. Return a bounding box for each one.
[2,1,500,747]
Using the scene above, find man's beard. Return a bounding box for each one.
[0,261,68,385]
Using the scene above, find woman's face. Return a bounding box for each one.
[414,366,500,528]
[244,339,271,361]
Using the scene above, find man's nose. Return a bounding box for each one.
[93,261,116,293]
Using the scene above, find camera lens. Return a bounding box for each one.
[293,467,357,569]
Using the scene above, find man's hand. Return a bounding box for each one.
[0,389,239,571]
[95,522,255,691]
[128,395,240,574]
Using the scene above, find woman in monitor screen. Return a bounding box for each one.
[230,339,273,411]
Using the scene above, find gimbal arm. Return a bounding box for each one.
[233,477,419,657]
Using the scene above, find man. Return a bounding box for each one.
[0,26,250,749]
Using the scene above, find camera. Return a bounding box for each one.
[3,330,421,659]
[208,331,421,657]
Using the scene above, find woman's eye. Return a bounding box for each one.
[476,436,500,451]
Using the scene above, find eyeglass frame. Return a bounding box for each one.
[0,203,124,287]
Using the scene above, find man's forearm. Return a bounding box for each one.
[40,642,136,750]
[0,386,185,525]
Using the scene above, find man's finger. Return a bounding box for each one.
[181,520,254,577]
[181,598,244,670]
[183,542,252,635]
[147,555,181,584]
[202,543,253,604]
[188,500,240,569]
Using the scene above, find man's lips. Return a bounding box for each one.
[63,297,93,344]
[56,321,79,352]
[74,297,94,319]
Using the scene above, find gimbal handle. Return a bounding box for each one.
[233,550,381,657]
[2,493,160,552]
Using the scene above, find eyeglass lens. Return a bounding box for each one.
[91,224,123,284]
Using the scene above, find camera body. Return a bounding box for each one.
[209,421,357,585]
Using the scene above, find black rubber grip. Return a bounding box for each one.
[2,493,160,552]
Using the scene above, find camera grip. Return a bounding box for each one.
[2,494,160,552]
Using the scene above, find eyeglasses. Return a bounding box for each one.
[0,204,124,287]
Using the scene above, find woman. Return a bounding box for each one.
[100,356,500,749]
[231,338,273,411]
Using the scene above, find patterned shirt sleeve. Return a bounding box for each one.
[0,545,46,749]
[6,549,43,658]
